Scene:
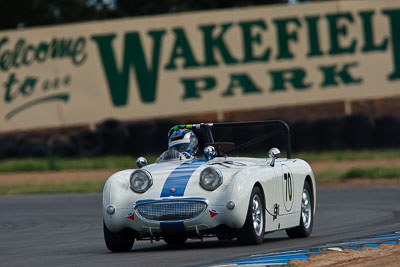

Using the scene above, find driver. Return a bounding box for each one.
[156,129,199,162]
[168,129,198,156]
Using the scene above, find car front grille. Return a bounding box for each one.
[136,200,207,221]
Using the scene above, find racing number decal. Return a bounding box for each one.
[284,173,293,202]
[281,165,294,212]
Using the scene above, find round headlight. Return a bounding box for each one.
[130,170,152,193]
[199,167,223,191]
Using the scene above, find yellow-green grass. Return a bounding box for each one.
[295,149,400,162]
[233,149,400,162]
[1,166,399,195]
[315,166,400,184]
[1,149,400,173]
[0,180,106,195]
[0,156,157,173]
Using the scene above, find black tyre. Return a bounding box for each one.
[344,114,372,150]
[126,122,155,156]
[292,121,316,151]
[77,130,103,157]
[373,116,400,148]
[48,134,79,157]
[314,117,345,150]
[0,135,19,159]
[154,120,178,153]
[286,182,313,238]
[103,220,135,252]
[163,236,187,245]
[237,187,265,245]
[98,119,127,155]
[18,135,48,158]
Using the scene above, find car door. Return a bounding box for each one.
[274,160,295,217]
[260,160,281,232]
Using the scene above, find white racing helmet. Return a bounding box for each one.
[168,129,198,155]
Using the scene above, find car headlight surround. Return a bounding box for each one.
[130,169,153,193]
[199,167,223,191]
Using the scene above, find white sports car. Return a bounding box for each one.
[103,120,316,252]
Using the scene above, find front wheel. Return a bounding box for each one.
[103,220,135,252]
[286,182,313,238]
[237,187,265,245]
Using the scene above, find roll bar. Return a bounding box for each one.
[169,120,291,159]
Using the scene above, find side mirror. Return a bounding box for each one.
[268,148,280,167]
[204,146,216,161]
[136,157,147,168]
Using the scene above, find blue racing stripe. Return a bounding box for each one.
[160,159,205,197]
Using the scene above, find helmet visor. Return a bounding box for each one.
[170,142,192,153]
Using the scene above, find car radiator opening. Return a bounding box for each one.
[136,201,208,221]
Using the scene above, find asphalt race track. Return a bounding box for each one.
[1,186,400,267]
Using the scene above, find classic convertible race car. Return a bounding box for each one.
[103,120,316,252]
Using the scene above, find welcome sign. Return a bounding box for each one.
[1,0,400,132]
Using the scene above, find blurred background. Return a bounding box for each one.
[0,0,307,31]
[0,0,399,161]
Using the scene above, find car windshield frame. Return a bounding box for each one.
[156,149,190,163]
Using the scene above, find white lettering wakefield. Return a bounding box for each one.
[0,0,400,131]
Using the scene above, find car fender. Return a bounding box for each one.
[226,167,265,229]
[103,170,134,232]
[287,159,316,217]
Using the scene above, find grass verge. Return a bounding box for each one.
[342,167,400,179]
[296,149,400,161]
[315,166,400,184]
[1,149,400,173]
[0,156,154,173]
[0,180,106,195]
[1,166,399,195]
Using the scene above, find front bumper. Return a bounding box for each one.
[104,197,238,236]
